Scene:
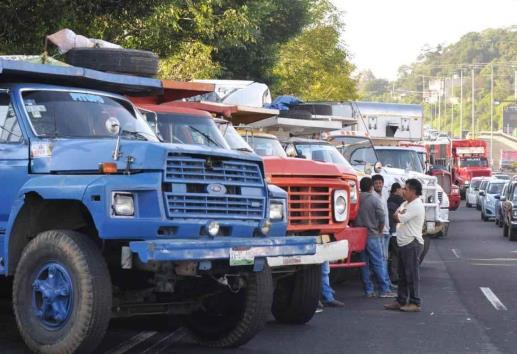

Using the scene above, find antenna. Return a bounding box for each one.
[351,102,370,134]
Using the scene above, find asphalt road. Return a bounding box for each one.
[1,203,516,353]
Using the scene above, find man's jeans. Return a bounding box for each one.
[360,236,391,295]
[397,239,424,306]
[321,261,335,302]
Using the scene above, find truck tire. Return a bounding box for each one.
[12,230,112,354]
[64,48,159,77]
[271,264,321,324]
[466,201,471,208]
[419,237,430,264]
[185,265,273,348]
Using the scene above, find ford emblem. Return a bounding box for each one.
[207,183,227,195]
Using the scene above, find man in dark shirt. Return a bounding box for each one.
[387,182,404,283]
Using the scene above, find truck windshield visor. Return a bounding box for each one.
[23,90,158,141]
[376,149,424,173]
[459,158,488,167]
[242,135,287,158]
[332,136,377,166]
[155,113,229,149]
[294,143,354,169]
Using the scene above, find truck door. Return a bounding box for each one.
[0,92,29,245]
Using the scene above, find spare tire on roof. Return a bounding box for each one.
[64,48,159,77]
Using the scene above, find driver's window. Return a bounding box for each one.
[0,93,23,143]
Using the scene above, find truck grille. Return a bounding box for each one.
[438,191,443,204]
[165,153,263,186]
[165,193,264,219]
[164,153,265,220]
[284,185,332,226]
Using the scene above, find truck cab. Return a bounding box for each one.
[0,60,317,353]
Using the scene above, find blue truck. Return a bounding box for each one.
[0,59,316,353]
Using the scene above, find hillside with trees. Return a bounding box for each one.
[0,0,356,101]
[358,28,517,136]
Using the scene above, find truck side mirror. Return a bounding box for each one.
[374,161,383,173]
[105,117,121,136]
[285,144,298,158]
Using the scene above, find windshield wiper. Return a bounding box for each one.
[189,126,224,148]
[234,147,253,152]
[121,130,149,141]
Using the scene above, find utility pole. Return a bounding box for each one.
[490,63,494,167]
[451,75,455,138]
[460,70,463,139]
[471,68,475,137]
[438,91,441,131]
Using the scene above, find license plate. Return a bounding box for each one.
[229,247,255,266]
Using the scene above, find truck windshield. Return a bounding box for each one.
[294,143,354,169]
[487,182,505,194]
[459,158,489,167]
[331,136,377,167]
[23,90,158,141]
[470,179,482,189]
[154,113,228,149]
[376,149,424,173]
[242,135,287,158]
[217,122,254,152]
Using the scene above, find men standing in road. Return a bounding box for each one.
[387,182,404,283]
[355,177,396,298]
[372,174,393,288]
[384,179,425,312]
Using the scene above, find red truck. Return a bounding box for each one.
[425,139,492,198]
[500,150,517,172]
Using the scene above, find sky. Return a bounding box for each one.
[332,0,517,80]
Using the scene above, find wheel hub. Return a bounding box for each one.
[32,262,73,329]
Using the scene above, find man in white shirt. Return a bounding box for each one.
[384,178,425,312]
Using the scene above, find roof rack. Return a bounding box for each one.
[0,59,162,96]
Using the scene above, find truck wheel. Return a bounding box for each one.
[272,264,321,324]
[13,230,112,354]
[64,48,159,77]
[419,237,430,264]
[185,265,273,348]
[466,201,471,208]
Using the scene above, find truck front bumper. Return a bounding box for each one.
[129,236,316,264]
[267,239,348,267]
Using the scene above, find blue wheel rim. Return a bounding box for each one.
[31,262,74,330]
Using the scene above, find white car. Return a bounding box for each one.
[466,177,484,208]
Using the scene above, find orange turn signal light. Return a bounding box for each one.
[99,162,118,174]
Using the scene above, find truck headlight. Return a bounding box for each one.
[269,200,285,221]
[112,192,135,217]
[333,190,348,222]
[348,181,358,203]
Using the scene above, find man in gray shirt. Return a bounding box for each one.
[355,177,396,298]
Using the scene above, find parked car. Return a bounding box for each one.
[480,179,507,221]
[493,173,510,180]
[476,178,490,210]
[466,177,483,208]
[495,182,510,227]
[501,181,517,240]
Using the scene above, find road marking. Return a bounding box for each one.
[140,328,187,354]
[470,258,517,261]
[104,331,157,354]
[451,249,460,258]
[480,287,508,311]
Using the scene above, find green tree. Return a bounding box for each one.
[270,2,357,100]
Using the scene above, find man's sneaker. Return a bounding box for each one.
[384,301,402,311]
[365,292,377,298]
[390,284,398,291]
[323,299,345,307]
[315,301,324,313]
[379,291,397,298]
[400,303,421,312]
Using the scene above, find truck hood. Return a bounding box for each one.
[262,156,342,178]
[463,167,492,178]
[30,139,263,174]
